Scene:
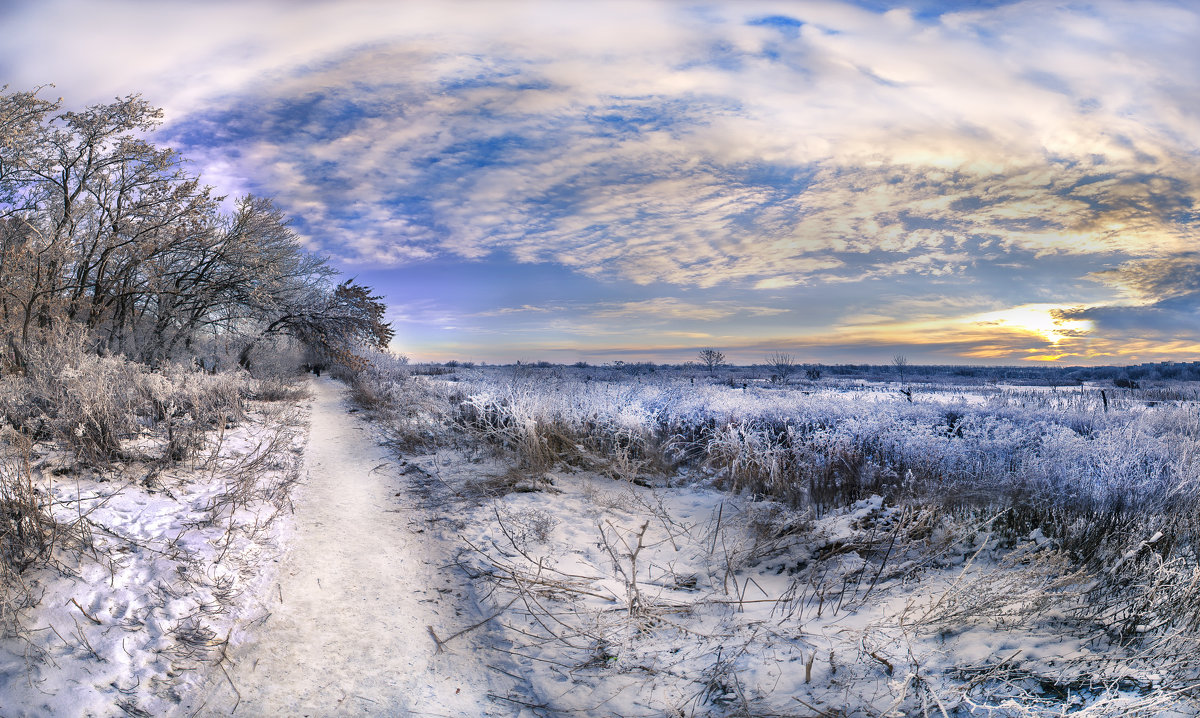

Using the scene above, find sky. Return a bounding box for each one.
[2,0,1198,365]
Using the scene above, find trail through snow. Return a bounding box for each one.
[194,378,518,717]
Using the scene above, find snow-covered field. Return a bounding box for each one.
[344,364,1200,716]
[0,392,307,716]
[6,364,1200,716]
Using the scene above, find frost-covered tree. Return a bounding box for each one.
[765,351,797,383]
[243,279,394,371]
[698,348,726,375]
[0,87,392,373]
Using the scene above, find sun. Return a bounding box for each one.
[970,304,1094,345]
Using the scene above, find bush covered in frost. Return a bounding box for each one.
[0,328,249,466]
[361,367,1200,566]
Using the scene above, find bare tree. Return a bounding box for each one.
[765,351,797,384]
[892,353,914,401]
[0,87,394,374]
[698,348,727,375]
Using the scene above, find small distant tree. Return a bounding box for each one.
[698,348,727,375]
[892,353,908,382]
[805,365,822,381]
[765,352,797,384]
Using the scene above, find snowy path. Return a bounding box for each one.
[194,378,514,717]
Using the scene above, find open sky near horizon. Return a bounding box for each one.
[3,0,1198,365]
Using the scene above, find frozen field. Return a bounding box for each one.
[5,362,1200,716]
[329,361,1200,716]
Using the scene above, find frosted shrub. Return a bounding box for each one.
[453,377,670,476]
[343,354,454,452]
[0,335,249,465]
[359,366,1200,562]
[458,385,563,471]
[0,432,56,574]
[347,350,412,411]
[10,355,146,462]
[705,421,801,502]
[0,432,71,639]
[252,376,312,403]
[144,364,249,462]
[496,505,558,553]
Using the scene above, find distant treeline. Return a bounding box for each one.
[440,360,1200,385]
[797,362,1200,384]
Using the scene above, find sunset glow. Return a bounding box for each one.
[4,0,1197,365]
[971,305,1095,346]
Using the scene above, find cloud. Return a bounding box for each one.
[471,297,786,328]
[816,301,1097,357]
[474,304,562,318]
[386,300,465,327]
[6,0,1199,363]
[1027,253,1200,358]
[839,294,1000,324]
[754,277,801,290]
[588,298,786,321]
[1087,253,1200,302]
[120,0,1197,296]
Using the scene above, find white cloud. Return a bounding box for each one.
[589,298,787,321]
[97,0,1191,287]
[754,277,801,290]
[6,0,1199,366]
[473,297,786,324]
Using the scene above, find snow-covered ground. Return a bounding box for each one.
[0,377,536,717]
[355,368,1200,716]
[0,394,306,716]
[5,374,1197,716]
[416,455,1183,716]
[193,377,521,716]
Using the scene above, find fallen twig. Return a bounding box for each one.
[68,597,102,625]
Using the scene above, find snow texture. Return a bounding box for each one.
[194,378,519,716]
[0,396,305,716]
[6,371,1196,716]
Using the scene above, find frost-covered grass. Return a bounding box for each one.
[436,367,1200,548]
[355,362,1200,715]
[0,332,250,469]
[0,356,309,717]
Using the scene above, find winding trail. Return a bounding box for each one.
[196,378,513,717]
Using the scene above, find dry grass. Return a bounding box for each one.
[0,345,307,706]
[251,377,312,403]
[0,333,250,469]
[349,366,1200,715]
[0,434,60,639]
